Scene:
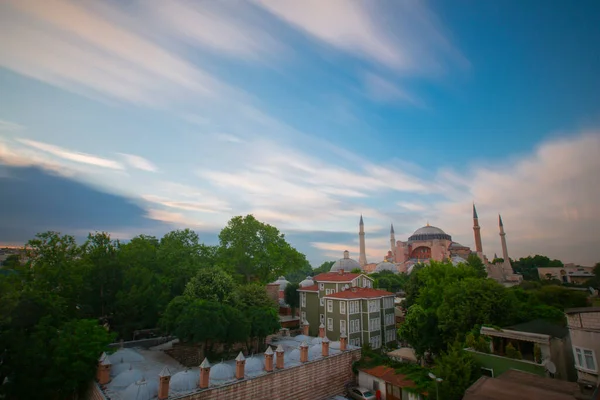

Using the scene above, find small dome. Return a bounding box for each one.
[110,362,132,377]
[294,335,310,342]
[122,379,158,400]
[299,276,314,288]
[408,225,451,242]
[310,337,322,345]
[288,349,301,361]
[210,363,234,384]
[330,251,361,272]
[108,349,144,364]
[109,369,143,390]
[273,276,290,291]
[245,357,264,376]
[329,341,341,349]
[170,370,199,393]
[374,261,397,273]
[309,344,322,360]
[450,255,467,266]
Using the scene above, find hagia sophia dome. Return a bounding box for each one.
[407,224,452,242]
[329,250,361,272]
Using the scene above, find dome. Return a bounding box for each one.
[299,276,314,288]
[408,225,451,242]
[288,348,301,362]
[330,250,361,272]
[273,276,290,291]
[374,261,397,273]
[245,356,264,376]
[170,370,199,393]
[309,344,322,360]
[450,255,467,266]
[111,362,132,377]
[310,337,322,345]
[294,335,310,342]
[109,369,143,390]
[209,363,234,384]
[108,349,144,364]
[122,379,158,400]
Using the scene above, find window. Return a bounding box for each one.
[320,314,324,323]
[370,335,381,349]
[340,319,347,334]
[340,301,346,314]
[327,300,333,313]
[575,347,597,372]
[325,289,331,295]
[362,278,367,287]
[352,279,357,287]
[349,301,360,314]
[366,280,372,288]
[349,319,361,333]
[385,329,396,343]
[301,311,306,323]
[383,297,394,309]
[301,293,306,307]
[327,318,333,331]
[319,283,324,291]
[385,313,394,326]
[369,317,380,332]
[320,297,324,307]
[368,300,380,313]
[351,338,361,347]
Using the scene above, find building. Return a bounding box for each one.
[565,307,600,399]
[463,369,582,400]
[467,320,576,381]
[297,270,397,349]
[538,266,595,284]
[266,276,300,329]
[358,365,425,400]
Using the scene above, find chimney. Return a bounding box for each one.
[300,342,309,363]
[319,322,325,338]
[340,334,348,351]
[275,345,285,369]
[158,367,171,400]
[339,268,344,275]
[322,336,330,357]
[235,352,246,380]
[97,352,111,385]
[199,358,211,389]
[302,320,310,336]
[264,346,274,372]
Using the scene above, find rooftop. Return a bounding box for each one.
[565,306,600,314]
[361,366,418,390]
[313,272,362,282]
[503,319,569,339]
[297,284,318,292]
[324,287,394,300]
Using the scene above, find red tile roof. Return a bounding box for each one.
[313,272,362,282]
[361,366,417,389]
[297,284,318,292]
[324,287,394,299]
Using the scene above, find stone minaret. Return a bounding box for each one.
[499,214,509,262]
[358,215,367,267]
[390,224,396,260]
[473,203,483,255]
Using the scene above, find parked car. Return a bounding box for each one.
[347,387,376,400]
[328,396,350,400]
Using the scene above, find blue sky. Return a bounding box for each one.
[1,0,599,266]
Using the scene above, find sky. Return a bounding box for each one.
[1,0,599,267]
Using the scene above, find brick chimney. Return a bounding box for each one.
[199,358,211,389]
[300,341,309,363]
[97,352,111,385]
[339,268,344,275]
[340,333,348,351]
[235,352,246,380]
[319,322,325,338]
[275,345,285,369]
[264,346,274,372]
[321,336,330,357]
[158,366,171,400]
[302,320,310,336]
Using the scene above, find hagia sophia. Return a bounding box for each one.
[329,204,522,286]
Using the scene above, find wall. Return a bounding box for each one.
[178,349,361,400]
[87,383,108,400]
[357,372,386,399]
[566,309,600,385]
[466,349,547,377]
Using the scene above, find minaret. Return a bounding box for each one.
[472,203,483,255]
[499,214,509,262]
[390,224,396,260]
[359,215,367,267]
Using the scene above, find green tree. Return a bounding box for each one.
[247,307,280,351]
[217,215,308,283]
[313,261,335,275]
[184,268,237,304]
[466,254,487,278]
[398,304,441,358]
[432,341,480,400]
[234,284,277,310]
[1,254,21,268]
[285,260,313,283]
[284,282,300,316]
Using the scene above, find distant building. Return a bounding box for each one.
[358,365,425,400]
[565,307,600,399]
[298,270,396,349]
[538,266,595,284]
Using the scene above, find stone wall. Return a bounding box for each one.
[180,348,361,400]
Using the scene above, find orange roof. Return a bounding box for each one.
[313,272,361,282]
[324,287,394,299]
[297,284,318,292]
[361,366,417,389]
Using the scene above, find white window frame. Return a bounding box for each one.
[340,301,346,314]
[327,317,333,331]
[370,335,381,349]
[301,292,306,307]
[574,347,598,372]
[320,314,324,323]
[327,300,333,313]
[325,289,331,295]
[340,319,347,334]
[320,297,324,307]
[319,283,324,291]
[301,311,306,322]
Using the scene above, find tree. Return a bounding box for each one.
[184,268,237,304]
[246,307,280,351]
[284,282,300,316]
[313,261,335,275]
[1,254,21,268]
[398,305,440,358]
[234,284,277,310]
[285,260,313,284]
[465,254,487,278]
[217,215,308,283]
[432,341,480,400]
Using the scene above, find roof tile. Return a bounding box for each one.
[324,287,394,299]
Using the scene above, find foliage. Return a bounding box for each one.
[371,270,408,293]
[217,215,308,283]
[511,255,564,281]
[533,285,589,309]
[246,307,280,351]
[505,343,522,360]
[1,254,21,268]
[313,261,335,275]
[184,268,237,304]
[285,260,313,284]
[432,341,480,400]
[351,268,362,274]
[465,254,487,278]
[465,332,490,353]
[234,283,277,309]
[533,343,542,363]
[284,282,300,316]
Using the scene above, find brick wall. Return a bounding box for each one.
[180,348,361,400]
[87,383,108,400]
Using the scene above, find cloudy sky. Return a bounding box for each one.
[1,0,599,267]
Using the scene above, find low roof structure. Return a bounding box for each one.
[360,366,419,390]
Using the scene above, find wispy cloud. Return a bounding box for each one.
[363,72,421,106]
[118,153,158,172]
[0,119,24,131]
[17,139,123,170]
